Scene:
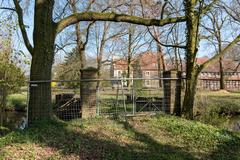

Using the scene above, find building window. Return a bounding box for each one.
[145,71,150,77]
[145,80,150,86]
[118,70,122,78]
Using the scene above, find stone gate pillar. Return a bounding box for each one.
[80,67,98,118]
[163,71,182,115]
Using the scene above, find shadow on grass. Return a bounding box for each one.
[205,130,240,160]
[18,118,196,160]
[110,117,196,160]
[2,117,240,160]
[113,118,240,160]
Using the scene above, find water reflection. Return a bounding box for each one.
[0,111,27,130]
[227,116,240,132]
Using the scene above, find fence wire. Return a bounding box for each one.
[2,71,240,130]
[25,78,180,121]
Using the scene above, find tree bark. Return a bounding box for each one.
[181,0,200,119]
[157,43,162,87]
[0,87,7,126]
[127,25,133,87]
[71,0,86,70]
[217,33,225,90]
[182,70,198,119]
[28,0,56,122]
[96,50,103,88]
[174,47,179,70]
[219,57,225,89]
[96,23,108,88]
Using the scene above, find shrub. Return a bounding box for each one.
[6,93,27,111]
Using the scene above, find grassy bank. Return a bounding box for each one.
[195,91,240,115]
[1,114,240,160]
[195,91,240,128]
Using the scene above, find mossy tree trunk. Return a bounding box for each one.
[182,0,240,119]
[182,70,199,119]
[182,0,201,119]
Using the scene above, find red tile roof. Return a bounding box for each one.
[114,52,240,73]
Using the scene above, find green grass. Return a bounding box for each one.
[1,114,240,160]
[196,91,240,114]
[195,91,240,128]
[6,93,27,111]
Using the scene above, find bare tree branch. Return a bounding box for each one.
[199,34,240,71]
[147,27,186,49]
[13,0,33,55]
[56,11,186,34]
[0,7,16,11]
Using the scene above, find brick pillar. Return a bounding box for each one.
[80,67,98,118]
[163,71,182,115]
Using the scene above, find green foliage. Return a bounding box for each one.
[0,26,26,94]
[0,62,25,92]
[6,93,27,111]
[54,48,81,88]
[0,35,26,123]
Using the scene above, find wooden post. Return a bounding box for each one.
[163,71,182,115]
[80,67,98,118]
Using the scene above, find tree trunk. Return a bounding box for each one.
[174,47,179,71]
[76,24,86,70]
[182,0,200,119]
[157,43,162,88]
[219,57,225,89]
[127,24,133,87]
[96,57,102,88]
[127,56,131,87]
[182,70,198,119]
[96,41,104,88]
[71,0,85,70]
[177,48,183,71]
[161,54,166,71]
[0,87,7,126]
[28,0,56,123]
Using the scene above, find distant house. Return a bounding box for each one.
[196,56,240,78]
[112,52,240,90]
[195,56,240,90]
[112,52,165,87]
